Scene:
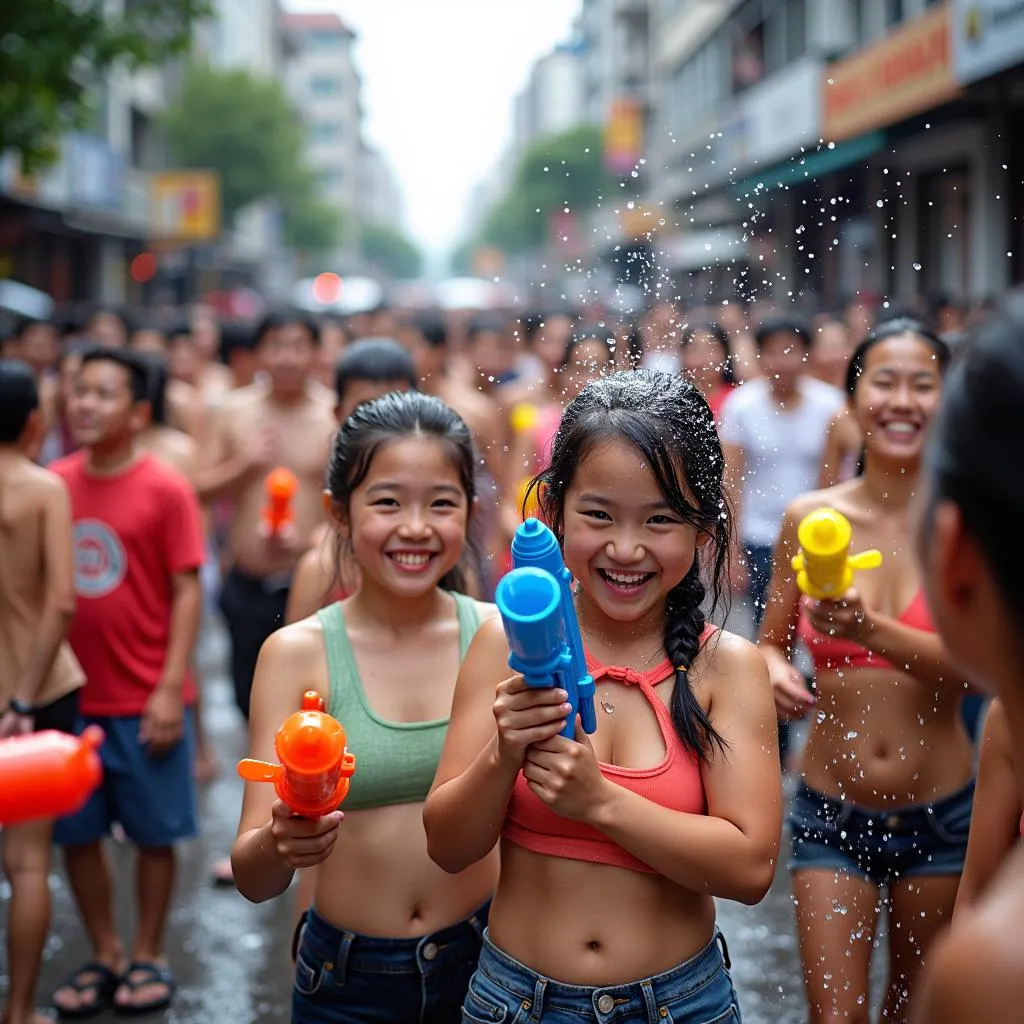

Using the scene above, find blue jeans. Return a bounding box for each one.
[292,904,488,1023]
[464,930,740,1023]
[788,780,974,884]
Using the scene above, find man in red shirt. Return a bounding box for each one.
[48,348,204,1017]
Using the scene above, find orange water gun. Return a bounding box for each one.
[0,726,104,826]
[238,691,356,817]
[262,467,299,538]
[792,507,882,600]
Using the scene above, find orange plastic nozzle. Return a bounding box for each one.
[263,467,299,535]
[0,725,105,826]
[237,690,356,817]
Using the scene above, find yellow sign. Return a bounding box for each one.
[823,6,962,142]
[605,97,644,176]
[150,171,221,242]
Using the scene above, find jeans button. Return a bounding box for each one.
[422,942,439,961]
[886,814,900,829]
[597,994,615,1014]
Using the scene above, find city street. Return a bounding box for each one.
[2,609,890,1023]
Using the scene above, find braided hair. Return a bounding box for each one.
[528,369,731,763]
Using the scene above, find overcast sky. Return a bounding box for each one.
[285,0,579,264]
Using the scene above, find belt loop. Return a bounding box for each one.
[333,930,355,987]
[529,977,546,1022]
[640,978,659,1023]
[716,931,732,971]
[290,910,309,964]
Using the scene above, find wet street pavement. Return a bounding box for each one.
[1,606,890,1022]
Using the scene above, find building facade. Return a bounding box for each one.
[647,0,1024,307]
[282,12,362,221]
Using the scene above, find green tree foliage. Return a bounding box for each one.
[0,0,209,173]
[162,62,342,252]
[360,222,423,280]
[474,124,610,255]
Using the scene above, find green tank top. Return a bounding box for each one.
[317,593,483,812]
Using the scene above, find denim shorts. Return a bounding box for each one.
[788,780,974,885]
[53,711,197,849]
[292,903,489,1024]
[463,930,740,1024]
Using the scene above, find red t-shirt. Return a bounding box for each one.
[51,451,205,716]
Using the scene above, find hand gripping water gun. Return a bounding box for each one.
[791,507,883,600]
[237,691,356,817]
[495,518,597,740]
[0,725,104,826]
[262,467,299,538]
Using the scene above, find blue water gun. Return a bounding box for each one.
[494,519,597,740]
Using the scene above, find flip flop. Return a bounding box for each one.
[52,960,119,1019]
[112,961,176,1017]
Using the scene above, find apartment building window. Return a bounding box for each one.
[311,76,341,96]
[786,0,807,62]
[885,0,905,27]
[313,122,343,143]
[850,0,869,44]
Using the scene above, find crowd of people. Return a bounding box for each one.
[0,284,1021,1023]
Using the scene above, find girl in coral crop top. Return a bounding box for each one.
[757,319,966,1023]
[425,370,782,1024]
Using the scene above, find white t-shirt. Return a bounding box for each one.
[718,376,846,547]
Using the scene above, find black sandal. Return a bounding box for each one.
[112,961,176,1016]
[52,961,119,1019]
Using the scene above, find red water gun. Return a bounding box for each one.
[237,691,356,817]
[0,726,104,826]
[262,467,299,539]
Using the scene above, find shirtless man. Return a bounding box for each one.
[396,314,506,590]
[198,309,336,721]
[0,360,84,1024]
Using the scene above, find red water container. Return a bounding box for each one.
[0,726,104,826]
[238,691,356,818]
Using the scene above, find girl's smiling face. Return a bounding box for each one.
[340,435,469,597]
[561,436,704,625]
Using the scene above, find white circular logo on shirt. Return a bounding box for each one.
[73,519,126,598]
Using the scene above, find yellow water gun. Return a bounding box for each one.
[791,507,882,600]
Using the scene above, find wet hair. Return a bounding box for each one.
[254,308,321,348]
[0,360,39,443]
[78,347,150,403]
[528,369,731,764]
[845,317,951,396]
[754,316,811,350]
[327,390,478,594]
[926,293,1024,627]
[334,338,417,403]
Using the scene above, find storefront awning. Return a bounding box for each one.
[728,131,886,198]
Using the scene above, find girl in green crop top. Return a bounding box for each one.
[232,391,498,1024]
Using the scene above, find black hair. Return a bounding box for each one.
[78,347,151,404]
[254,308,321,348]
[219,320,258,364]
[0,359,39,443]
[754,316,811,350]
[561,327,617,369]
[408,314,447,349]
[845,317,951,396]
[466,315,507,342]
[137,353,170,426]
[327,390,479,594]
[680,321,736,385]
[334,338,417,403]
[527,369,731,764]
[926,291,1024,627]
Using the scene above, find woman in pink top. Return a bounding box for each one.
[758,320,958,1023]
[425,370,781,1023]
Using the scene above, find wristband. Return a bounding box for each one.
[9,697,35,716]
